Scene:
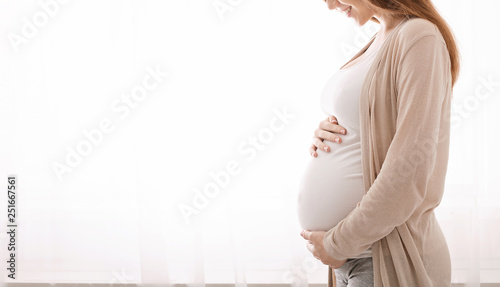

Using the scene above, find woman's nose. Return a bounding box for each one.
[326,0,345,12]
[325,0,336,10]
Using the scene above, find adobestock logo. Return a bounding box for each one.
[8,0,71,54]
[212,0,244,21]
[450,74,499,130]
[179,105,297,224]
[282,255,321,284]
[51,64,169,182]
[340,22,379,60]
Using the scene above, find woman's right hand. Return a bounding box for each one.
[309,115,347,157]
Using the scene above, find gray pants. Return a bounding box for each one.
[334,257,374,287]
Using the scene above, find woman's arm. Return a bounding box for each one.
[322,33,452,260]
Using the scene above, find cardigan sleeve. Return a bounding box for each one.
[323,34,451,260]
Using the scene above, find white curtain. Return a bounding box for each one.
[0,0,498,286]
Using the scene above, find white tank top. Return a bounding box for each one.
[296,42,381,258]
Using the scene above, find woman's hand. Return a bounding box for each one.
[309,115,347,157]
[300,229,348,269]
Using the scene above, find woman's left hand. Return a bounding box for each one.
[300,230,348,269]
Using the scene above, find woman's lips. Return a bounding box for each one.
[342,6,352,17]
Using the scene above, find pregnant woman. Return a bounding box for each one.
[298,0,460,286]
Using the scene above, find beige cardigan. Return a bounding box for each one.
[323,16,453,286]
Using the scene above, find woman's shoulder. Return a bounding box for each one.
[392,17,446,54]
[393,17,446,47]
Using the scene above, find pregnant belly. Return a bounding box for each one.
[297,140,365,231]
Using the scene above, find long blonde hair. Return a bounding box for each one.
[367,0,460,87]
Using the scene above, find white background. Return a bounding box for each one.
[0,0,499,286]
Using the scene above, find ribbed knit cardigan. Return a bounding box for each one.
[323,16,453,286]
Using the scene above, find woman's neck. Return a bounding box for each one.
[372,14,407,46]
